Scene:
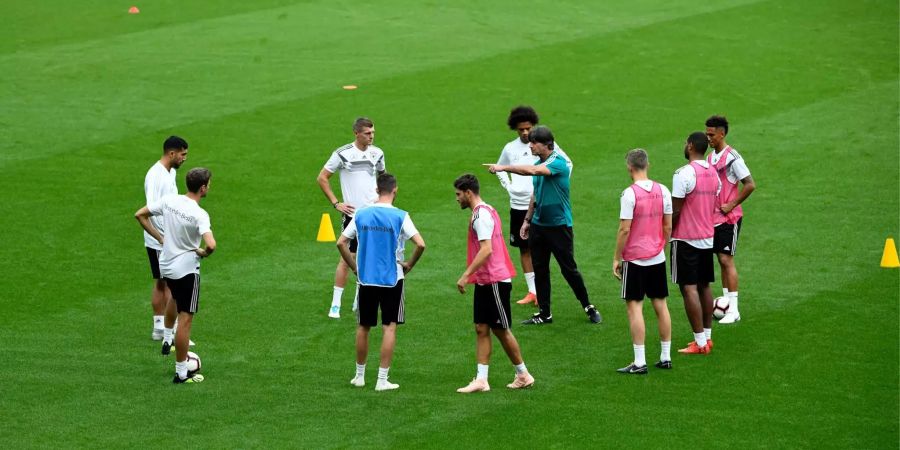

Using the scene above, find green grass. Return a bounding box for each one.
[1,0,897,447]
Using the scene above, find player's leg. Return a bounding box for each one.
[161,294,177,355]
[147,248,166,340]
[549,226,601,323]
[510,209,537,305]
[617,299,648,374]
[716,219,742,323]
[524,224,553,323]
[329,215,357,318]
[375,281,403,391]
[645,261,672,366]
[487,282,534,389]
[170,274,203,383]
[352,284,376,387]
[457,323,493,393]
[678,283,708,352]
[673,242,709,354]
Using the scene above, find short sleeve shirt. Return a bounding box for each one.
[148,195,211,279]
[620,180,673,265]
[708,146,751,184]
[671,161,720,249]
[323,143,385,213]
[532,152,572,227]
[143,162,177,249]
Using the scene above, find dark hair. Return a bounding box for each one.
[186,168,211,193]
[376,173,396,194]
[687,131,709,154]
[705,115,729,135]
[528,125,555,149]
[163,136,188,153]
[453,173,480,195]
[353,117,374,132]
[507,106,539,130]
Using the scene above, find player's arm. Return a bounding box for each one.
[316,168,355,215]
[486,163,551,176]
[457,239,492,294]
[195,232,216,258]
[134,206,163,245]
[401,234,426,274]
[662,213,673,243]
[612,219,632,280]
[722,175,756,214]
[336,235,356,273]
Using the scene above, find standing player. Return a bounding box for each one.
[136,168,216,384]
[453,174,535,393]
[494,106,572,306]
[144,136,187,340]
[671,133,720,354]
[705,115,756,324]
[612,149,673,374]
[486,126,601,325]
[317,117,385,319]
[337,173,425,392]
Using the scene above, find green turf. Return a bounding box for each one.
[0,0,897,447]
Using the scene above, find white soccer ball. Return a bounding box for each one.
[712,296,731,320]
[187,351,202,375]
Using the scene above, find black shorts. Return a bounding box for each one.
[508,209,528,249]
[620,261,669,301]
[342,214,358,253]
[146,247,162,279]
[713,218,742,256]
[473,282,512,329]
[164,273,200,314]
[357,280,405,327]
[670,241,715,286]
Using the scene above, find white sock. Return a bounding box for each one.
[633,344,646,367]
[378,367,389,380]
[514,363,527,374]
[705,328,712,341]
[175,360,188,379]
[355,363,365,378]
[153,315,164,330]
[694,332,708,348]
[332,286,344,307]
[660,341,671,362]
[524,272,536,294]
[729,291,739,313]
[476,364,489,380]
[723,287,729,298]
[163,327,174,344]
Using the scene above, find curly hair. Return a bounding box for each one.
[507,106,539,130]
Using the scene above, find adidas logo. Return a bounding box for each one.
[723,246,731,251]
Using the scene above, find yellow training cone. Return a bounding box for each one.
[881,238,900,268]
[317,213,336,242]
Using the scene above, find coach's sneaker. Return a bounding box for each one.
[173,373,204,384]
[516,292,538,306]
[328,305,340,319]
[506,372,535,389]
[350,376,365,387]
[678,342,710,355]
[585,305,603,324]
[521,313,552,325]
[375,378,399,391]
[161,340,172,356]
[457,378,490,393]
[616,363,648,375]
[719,311,741,324]
[655,360,673,369]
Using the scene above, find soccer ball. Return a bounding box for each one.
[186,351,202,375]
[712,296,731,320]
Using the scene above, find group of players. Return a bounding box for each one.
[133,105,754,386]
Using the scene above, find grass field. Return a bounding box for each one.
[1,0,897,447]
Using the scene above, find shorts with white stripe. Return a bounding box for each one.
[357,280,405,327]
[165,273,200,314]
[620,261,668,301]
[473,282,512,329]
[713,218,742,256]
[670,241,715,286]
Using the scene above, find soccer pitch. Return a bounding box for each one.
[1,0,897,447]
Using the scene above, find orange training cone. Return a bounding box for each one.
[128,6,140,14]
[317,213,336,242]
[881,238,900,268]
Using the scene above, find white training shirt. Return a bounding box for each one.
[342,203,418,282]
[619,180,673,265]
[143,161,177,250]
[471,202,511,283]
[147,194,211,279]
[671,161,721,249]
[495,138,573,210]
[708,146,751,184]
[323,142,385,214]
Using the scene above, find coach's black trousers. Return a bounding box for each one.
[529,223,591,317]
